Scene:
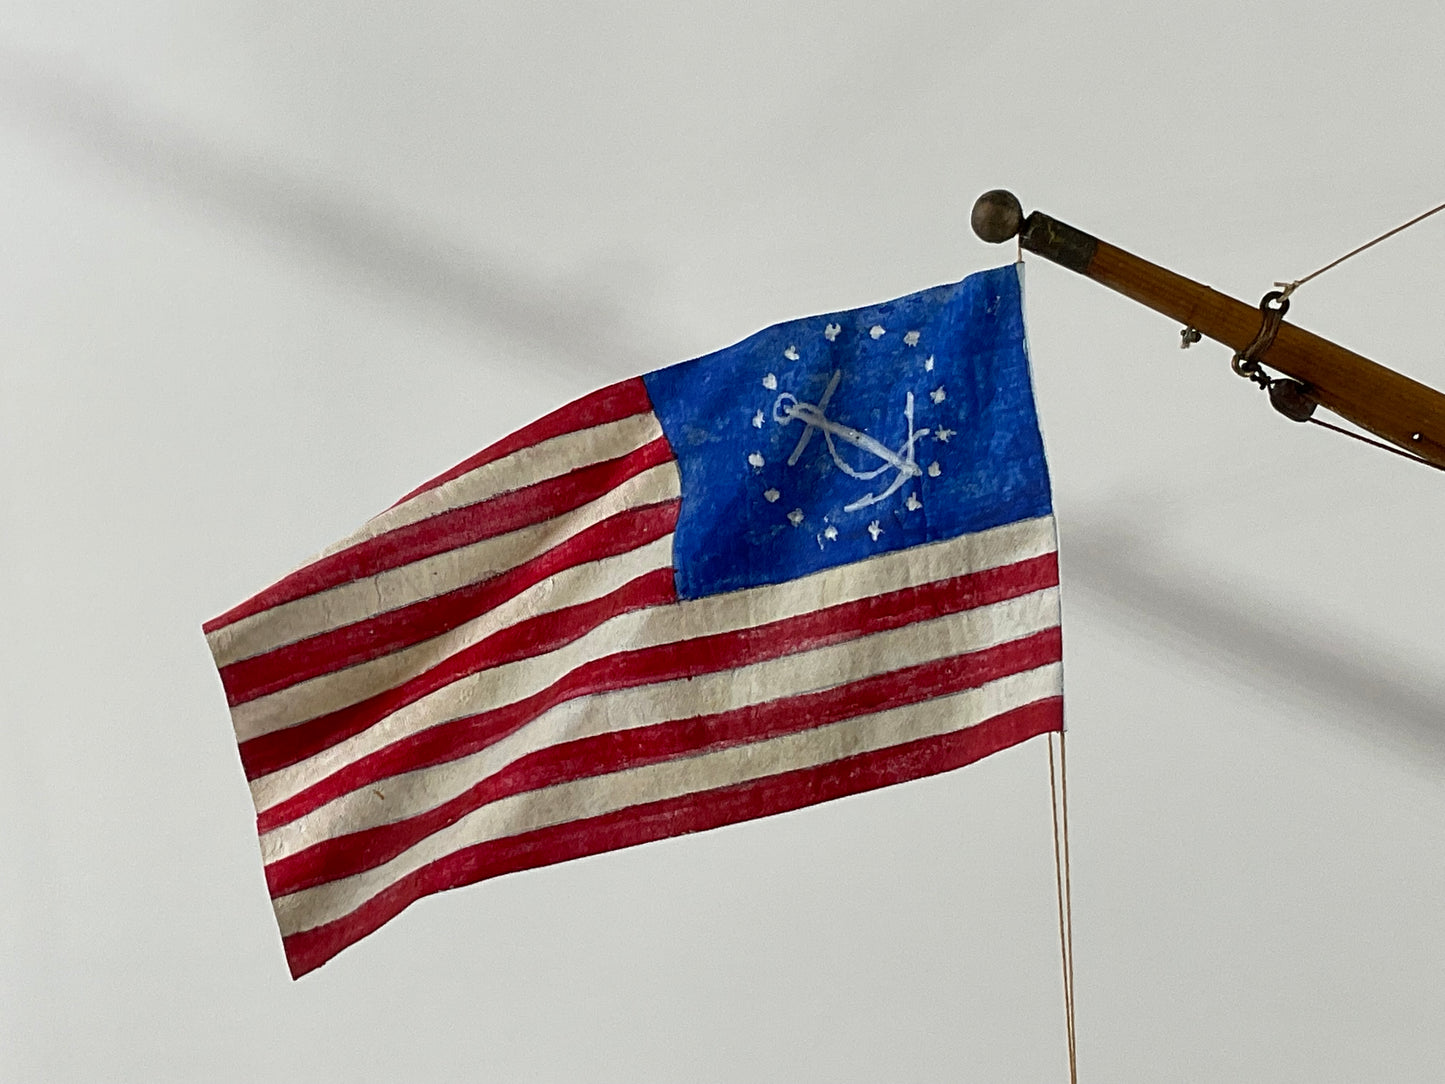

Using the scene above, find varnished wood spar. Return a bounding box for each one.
[971,190,1445,469]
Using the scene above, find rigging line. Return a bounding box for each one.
[1059,729,1078,1079]
[1047,736,1073,1079]
[1048,734,1078,1084]
[1305,417,1445,472]
[1276,198,1445,299]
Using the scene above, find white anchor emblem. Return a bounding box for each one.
[771,370,930,513]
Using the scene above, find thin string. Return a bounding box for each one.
[1304,417,1445,472]
[1047,736,1073,1079]
[1048,733,1078,1084]
[1276,198,1445,299]
[1059,730,1077,1077]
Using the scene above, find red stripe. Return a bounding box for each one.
[251,551,1059,829]
[389,379,653,508]
[242,566,680,782]
[205,434,673,633]
[265,627,1062,898]
[280,696,1063,977]
[219,501,680,706]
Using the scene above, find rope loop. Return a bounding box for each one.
[1231,290,1289,387]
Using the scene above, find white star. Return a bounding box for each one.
[924,355,935,372]
[824,323,841,341]
[935,427,955,442]
[823,525,839,541]
[788,508,804,526]
[748,452,765,469]
[752,409,764,428]
[927,461,941,477]
[784,345,799,361]
[867,520,883,541]
[762,373,777,390]
[903,330,921,347]
[869,324,886,339]
[930,386,946,404]
[906,493,922,511]
[764,488,780,503]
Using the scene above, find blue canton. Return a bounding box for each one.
[642,264,1051,600]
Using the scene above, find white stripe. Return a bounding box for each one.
[236,514,1056,742]
[273,661,1062,936]
[232,533,676,743]
[259,584,1061,860]
[245,515,1057,812]
[208,461,680,668]
[314,412,663,562]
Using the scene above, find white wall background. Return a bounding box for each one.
[3,4,1443,1080]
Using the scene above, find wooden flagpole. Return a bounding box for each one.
[971,190,1445,469]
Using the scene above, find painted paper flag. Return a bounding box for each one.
[204,262,1062,977]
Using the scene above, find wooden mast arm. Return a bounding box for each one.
[970,189,1445,470]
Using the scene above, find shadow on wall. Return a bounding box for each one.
[1064,506,1445,772]
[0,48,671,373]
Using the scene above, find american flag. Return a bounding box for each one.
[204,263,1062,978]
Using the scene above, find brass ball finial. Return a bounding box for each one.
[971,189,1024,244]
